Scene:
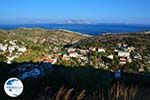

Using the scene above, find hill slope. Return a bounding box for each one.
[0,28,87,46]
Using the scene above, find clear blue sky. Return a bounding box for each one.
[0,0,150,24]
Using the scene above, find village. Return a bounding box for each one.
[0,39,150,79]
[0,40,27,64]
[38,42,148,72]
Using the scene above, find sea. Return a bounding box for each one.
[0,24,150,35]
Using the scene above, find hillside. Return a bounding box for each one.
[0,29,150,72]
[73,32,150,51]
[0,28,87,62]
[0,28,87,45]
[73,32,150,72]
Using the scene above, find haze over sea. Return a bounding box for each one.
[0,24,150,35]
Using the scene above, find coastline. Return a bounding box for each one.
[0,24,150,36]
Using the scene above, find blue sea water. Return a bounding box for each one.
[0,24,150,35]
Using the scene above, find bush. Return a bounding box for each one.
[0,54,7,62]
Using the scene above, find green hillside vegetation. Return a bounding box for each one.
[73,32,150,72]
[74,33,150,52]
[0,28,86,48]
[0,28,86,62]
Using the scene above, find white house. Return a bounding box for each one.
[9,41,16,46]
[0,44,7,52]
[134,54,142,60]
[107,55,114,60]
[127,46,135,52]
[69,51,78,58]
[118,51,131,64]
[68,48,76,53]
[80,49,86,54]
[114,49,119,54]
[98,48,105,52]
[8,46,18,53]
[18,47,27,52]
[145,31,150,34]
[80,56,87,61]
[123,44,128,48]
[118,51,130,58]
[92,47,96,51]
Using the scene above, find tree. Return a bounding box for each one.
[0,54,7,62]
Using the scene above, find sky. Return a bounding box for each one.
[0,0,150,24]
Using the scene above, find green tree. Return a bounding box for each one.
[0,54,7,62]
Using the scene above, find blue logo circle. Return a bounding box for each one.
[4,78,24,97]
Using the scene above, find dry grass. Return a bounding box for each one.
[77,90,86,100]
[37,82,150,100]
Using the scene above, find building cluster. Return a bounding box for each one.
[47,46,107,67]
[47,42,147,72]
[0,40,27,63]
[48,47,89,66]
[114,43,143,65]
[1,39,148,72]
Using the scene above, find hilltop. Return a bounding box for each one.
[74,32,150,50]
[0,28,87,45]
